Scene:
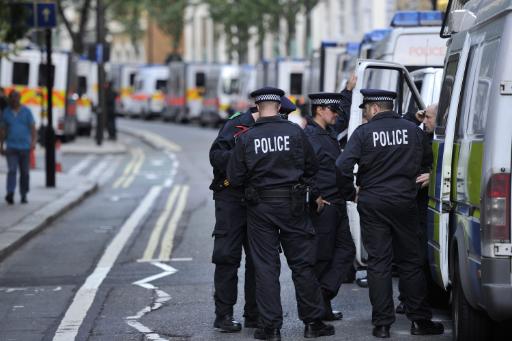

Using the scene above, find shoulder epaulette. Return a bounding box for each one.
[228,112,242,120]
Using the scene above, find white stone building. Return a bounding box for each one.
[183,0,399,64]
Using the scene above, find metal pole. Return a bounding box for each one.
[95,0,106,145]
[319,44,326,92]
[45,28,56,187]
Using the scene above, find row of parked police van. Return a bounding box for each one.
[1,2,511,339]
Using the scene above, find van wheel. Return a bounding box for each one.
[452,258,491,341]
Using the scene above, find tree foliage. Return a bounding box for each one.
[146,0,187,53]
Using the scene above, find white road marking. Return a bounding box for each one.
[86,156,112,182]
[52,186,162,341]
[53,287,62,292]
[125,262,177,341]
[159,186,189,260]
[170,257,193,262]
[68,155,96,176]
[141,186,181,261]
[97,156,122,186]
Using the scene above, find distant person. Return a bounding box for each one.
[106,81,117,140]
[0,91,36,204]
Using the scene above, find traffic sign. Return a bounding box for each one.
[21,1,57,29]
[36,2,57,28]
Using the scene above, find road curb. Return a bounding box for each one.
[0,180,98,261]
[118,126,182,153]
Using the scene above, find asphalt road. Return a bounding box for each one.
[0,118,453,341]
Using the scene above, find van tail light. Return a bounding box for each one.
[483,173,511,242]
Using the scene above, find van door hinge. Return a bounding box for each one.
[500,81,512,95]
[493,243,512,256]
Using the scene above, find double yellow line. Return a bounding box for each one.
[140,185,190,262]
[113,148,145,189]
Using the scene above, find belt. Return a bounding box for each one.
[258,188,291,199]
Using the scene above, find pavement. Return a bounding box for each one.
[0,136,128,261]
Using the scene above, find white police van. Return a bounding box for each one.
[348,1,512,339]
[0,48,78,141]
[110,63,140,117]
[164,61,209,123]
[200,64,241,126]
[130,65,168,119]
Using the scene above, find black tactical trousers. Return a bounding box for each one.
[212,199,258,318]
[357,201,432,326]
[311,203,356,299]
[247,198,325,329]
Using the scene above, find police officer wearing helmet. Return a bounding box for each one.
[305,93,356,321]
[336,89,444,338]
[209,106,260,332]
[227,87,335,340]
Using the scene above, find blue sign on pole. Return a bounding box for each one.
[22,1,57,29]
[36,2,57,28]
[96,44,104,63]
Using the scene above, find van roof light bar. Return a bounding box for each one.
[391,11,443,27]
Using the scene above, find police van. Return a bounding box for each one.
[163,61,209,123]
[335,42,360,91]
[0,48,78,141]
[200,64,241,126]
[306,41,346,94]
[347,1,512,339]
[130,65,168,119]
[257,58,307,106]
[110,63,139,117]
[366,11,447,91]
[76,59,98,136]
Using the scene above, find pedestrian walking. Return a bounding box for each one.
[336,89,444,338]
[305,92,356,321]
[209,105,260,332]
[0,91,36,205]
[227,87,334,340]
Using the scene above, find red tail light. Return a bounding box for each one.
[484,173,511,241]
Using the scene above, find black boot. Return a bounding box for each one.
[254,327,281,341]
[5,193,13,205]
[372,325,390,338]
[304,321,335,338]
[410,320,444,335]
[213,314,242,333]
[322,289,343,321]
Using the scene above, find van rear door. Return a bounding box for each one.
[348,59,425,266]
[428,35,471,289]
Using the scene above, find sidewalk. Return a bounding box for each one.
[0,138,119,260]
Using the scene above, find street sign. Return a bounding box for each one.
[21,1,57,29]
[36,2,57,28]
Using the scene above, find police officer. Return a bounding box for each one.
[209,106,260,332]
[227,87,334,340]
[336,89,444,338]
[305,93,356,321]
[278,96,297,119]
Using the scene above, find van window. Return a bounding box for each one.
[12,62,30,85]
[290,73,303,95]
[38,64,55,87]
[223,78,239,95]
[467,39,500,136]
[456,46,477,138]
[156,79,167,92]
[78,76,87,97]
[129,72,136,86]
[435,55,459,136]
[196,72,206,88]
